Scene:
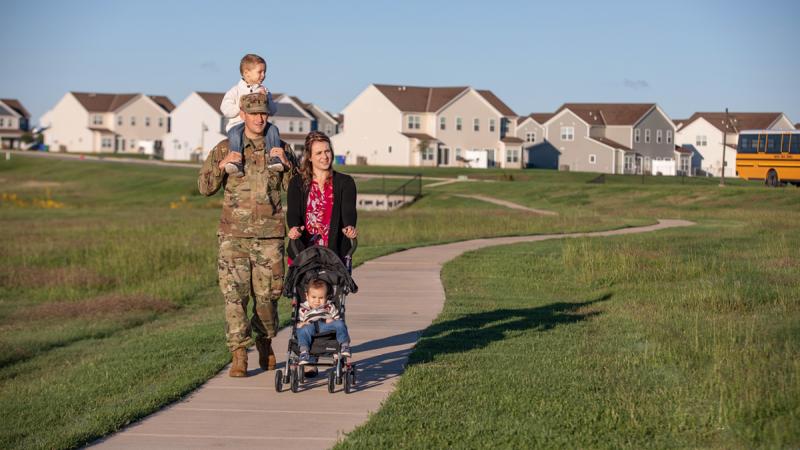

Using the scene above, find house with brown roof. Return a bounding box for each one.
[515,113,553,167]
[530,103,676,174]
[163,92,227,161]
[674,112,794,177]
[0,99,31,149]
[41,92,175,154]
[331,84,520,168]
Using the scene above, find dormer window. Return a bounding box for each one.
[407,115,420,130]
[92,115,103,125]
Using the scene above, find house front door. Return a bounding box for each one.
[437,147,450,166]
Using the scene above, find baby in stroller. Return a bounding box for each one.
[276,243,358,393]
[297,278,351,363]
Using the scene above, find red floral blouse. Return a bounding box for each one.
[304,177,334,247]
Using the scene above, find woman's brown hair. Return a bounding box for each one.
[300,131,335,187]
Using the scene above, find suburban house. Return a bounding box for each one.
[0,99,31,149]
[163,92,227,161]
[515,113,553,168]
[41,92,174,154]
[526,103,676,175]
[331,84,521,168]
[674,112,795,177]
[164,91,337,161]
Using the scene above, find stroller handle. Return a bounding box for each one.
[346,238,358,259]
[287,237,358,260]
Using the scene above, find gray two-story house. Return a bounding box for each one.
[0,99,31,149]
[530,103,676,174]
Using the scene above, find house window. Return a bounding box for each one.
[505,149,519,163]
[129,139,136,148]
[656,129,663,144]
[473,118,480,132]
[0,118,3,127]
[101,137,112,149]
[408,115,420,130]
[589,154,597,164]
[440,117,446,130]
[289,121,295,132]
[667,130,673,144]
[326,125,332,135]
[489,119,496,132]
[299,121,304,132]
[93,115,103,125]
[455,148,462,160]
[560,126,574,141]
[130,116,136,126]
[388,146,392,153]
[526,132,536,143]
[456,117,462,131]
[158,117,164,127]
[645,129,651,143]
[117,116,123,126]
[634,128,641,143]
[421,147,434,161]
[696,135,707,146]
[145,117,151,127]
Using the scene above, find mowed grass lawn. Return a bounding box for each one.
[0,155,644,450]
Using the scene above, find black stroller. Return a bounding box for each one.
[275,239,359,394]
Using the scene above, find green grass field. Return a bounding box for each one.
[1,154,798,448]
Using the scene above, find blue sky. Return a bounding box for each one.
[2,0,798,124]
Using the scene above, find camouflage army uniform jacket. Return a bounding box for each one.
[198,137,296,238]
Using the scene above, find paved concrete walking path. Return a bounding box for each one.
[455,194,559,215]
[92,219,693,449]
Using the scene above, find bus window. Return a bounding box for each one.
[781,134,790,153]
[758,134,767,152]
[766,135,781,154]
[790,135,800,155]
[738,134,757,153]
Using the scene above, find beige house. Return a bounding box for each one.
[331,84,520,168]
[525,103,676,175]
[674,112,795,177]
[0,99,31,149]
[515,113,553,167]
[41,92,174,154]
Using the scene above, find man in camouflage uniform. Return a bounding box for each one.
[198,92,296,377]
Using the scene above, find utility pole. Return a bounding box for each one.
[720,108,729,186]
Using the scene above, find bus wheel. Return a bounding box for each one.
[766,170,779,187]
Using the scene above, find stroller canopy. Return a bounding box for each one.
[283,245,358,298]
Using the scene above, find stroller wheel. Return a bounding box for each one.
[298,367,306,384]
[327,370,336,393]
[344,369,354,394]
[350,364,357,385]
[274,369,283,392]
[290,367,299,393]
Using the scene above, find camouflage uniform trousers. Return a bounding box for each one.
[217,234,284,352]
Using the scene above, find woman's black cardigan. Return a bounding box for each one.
[286,171,357,260]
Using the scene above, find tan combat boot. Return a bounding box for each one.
[255,337,276,370]
[228,348,247,377]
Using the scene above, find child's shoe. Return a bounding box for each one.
[298,351,311,365]
[224,162,244,177]
[267,156,285,172]
[340,344,351,358]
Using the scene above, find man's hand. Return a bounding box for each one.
[326,318,334,324]
[256,86,267,95]
[269,147,290,168]
[218,151,241,170]
[288,226,303,240]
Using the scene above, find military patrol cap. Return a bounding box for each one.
[240,93,268,114]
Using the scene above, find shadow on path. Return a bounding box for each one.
[408,293,612,365]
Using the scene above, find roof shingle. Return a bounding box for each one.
[557,103,656,126]
[0,99,30,118]
[682,112,785,133]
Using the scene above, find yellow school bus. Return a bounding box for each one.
[737,130,800,186]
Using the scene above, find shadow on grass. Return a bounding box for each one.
[408,293,612,365]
